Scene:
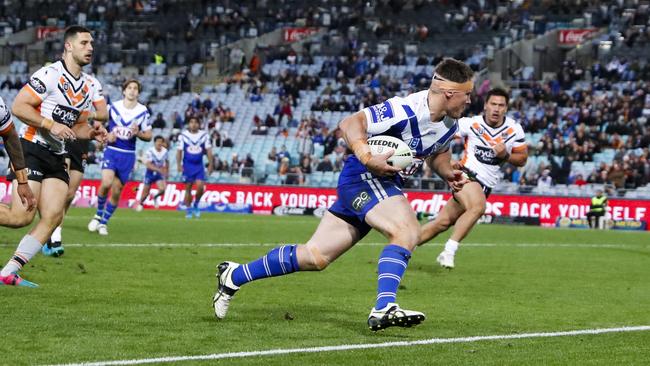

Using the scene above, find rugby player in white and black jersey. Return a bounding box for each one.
[0,26,107,287]
[418,88,528,269]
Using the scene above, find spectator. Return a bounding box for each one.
[152,113,166,129]
[537,169,553,188]
[316,156,334,172]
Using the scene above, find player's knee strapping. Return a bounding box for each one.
[308,245,329,270]
[231,245,300,287]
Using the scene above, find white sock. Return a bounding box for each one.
[444,239,459,255]
[51,226,62,242]
[1,235,43,276]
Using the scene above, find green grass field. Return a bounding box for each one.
[1,208,649,365]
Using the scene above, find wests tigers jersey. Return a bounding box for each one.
[0,97,13,136]
[457,115,526,188]
[19,60,104,154]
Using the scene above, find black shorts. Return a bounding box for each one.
[6,139,69,184]
[453,167,492,200]
[66,139,89,173]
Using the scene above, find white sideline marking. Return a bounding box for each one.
[48,325,650,366]
[0,242,645,249]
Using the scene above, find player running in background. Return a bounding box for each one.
[418,88,528,269]
[177,116,213,219]
[133,135,169,211]
[87,79,151,236]
[0,97,36,212]
[43,76,108,257]
[213,58,473,331]
[0,25,106,287]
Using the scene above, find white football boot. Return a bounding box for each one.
[368,303,426,331]
[87,216,101,232]
[97,224,109,236]
[436,251,455,269]
[213,261,241,319]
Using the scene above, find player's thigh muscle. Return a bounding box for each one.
[38,179,68,218]
[67,170,84,197]
[365,195,419,247]
[453,181,486,213]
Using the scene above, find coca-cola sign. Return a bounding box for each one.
[558,28,596,46]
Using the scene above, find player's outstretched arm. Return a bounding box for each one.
[426,149,467,192]
[0,126,36,211]
[339,111,400,177]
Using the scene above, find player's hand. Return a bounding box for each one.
[106,132,117,143]
[17,183,36,211]
[91,125,108,143]
[50,123,76,140]
[493,143,508,159]
[364,151,402,177]
[444,169,468,192]
[130,124,140,138]
[451,160,463,170]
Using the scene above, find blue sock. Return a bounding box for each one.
[375,244,411,310]
[193,199,199,209]
[96,195,107,218]
[100,202,117,224]
[186,207,193,215]
[231,245,300,287]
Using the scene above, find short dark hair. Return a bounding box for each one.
[63,25,92,43]
[154,135,165,143]
[122,79,142,92]
[434,58,474,83]
[485,87,510,105]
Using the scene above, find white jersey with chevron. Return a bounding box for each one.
[458,115,527,188]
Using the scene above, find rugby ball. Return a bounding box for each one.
[367,135,413,170]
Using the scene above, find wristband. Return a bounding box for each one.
[15,168,28,184]
[40,118,54,130]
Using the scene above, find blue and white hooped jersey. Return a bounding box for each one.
[340,90,458,184]
[144,146,168,170]
[107,100,151,153]
[177,130,211,165]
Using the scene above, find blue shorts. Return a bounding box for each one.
[101,148,135,184]
[182,164,205,183]
[144,170,164,185]
[329,173,404,237]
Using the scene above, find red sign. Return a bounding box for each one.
[283,27,319,42]
[36,26,62,40]
[1,179,648,229]
[558,28,596,46]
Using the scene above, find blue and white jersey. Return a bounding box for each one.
[177,130,211,165]
[341,90,458,184]
[144,146,168,170]
[107,100,151,153]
